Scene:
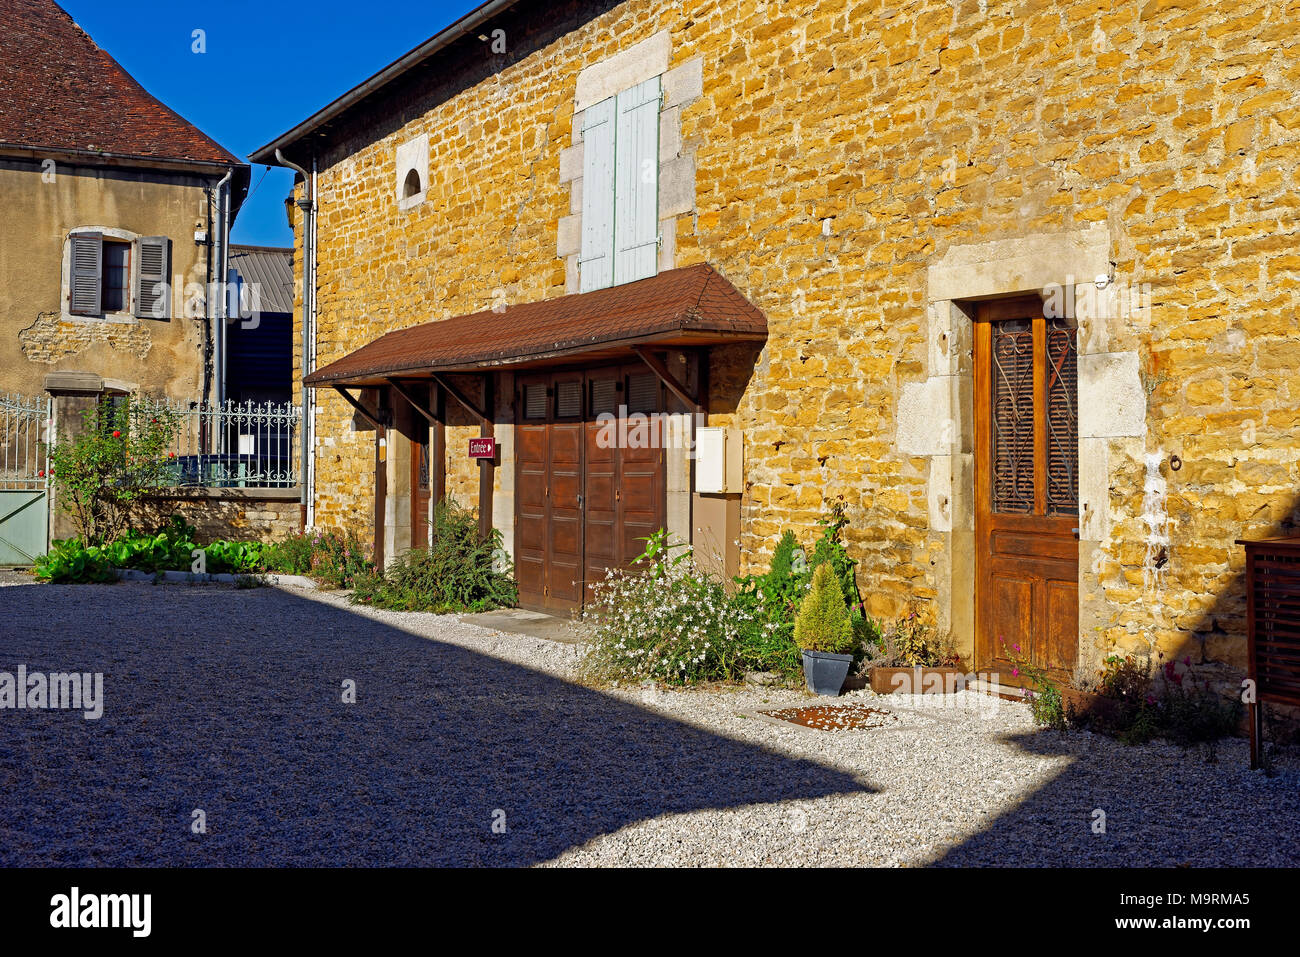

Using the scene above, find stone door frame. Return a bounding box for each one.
[900,225,1145,671]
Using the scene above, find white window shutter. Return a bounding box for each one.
[613,75,660,286]
[579,97,616,293]
[135,236,171,318]
[69,233,101,315]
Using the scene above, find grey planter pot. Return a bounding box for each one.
[802,650,853,696]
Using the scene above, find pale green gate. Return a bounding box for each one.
[0,392,51,565]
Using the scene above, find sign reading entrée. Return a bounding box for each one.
[468,437,496,459]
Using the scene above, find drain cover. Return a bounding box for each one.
[759,704,896,731]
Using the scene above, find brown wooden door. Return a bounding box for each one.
[515,365,666,613]
[975,297,1080,681]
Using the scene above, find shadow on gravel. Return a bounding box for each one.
[930,728,1300,867]
[0,583,868,866]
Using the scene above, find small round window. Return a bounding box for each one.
[402,168,422,200]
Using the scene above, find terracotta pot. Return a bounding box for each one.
[869,666,966,695]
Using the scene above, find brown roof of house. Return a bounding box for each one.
[0,0,241,166]
[304,264,768,387]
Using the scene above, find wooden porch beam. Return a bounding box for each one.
[631,346,698,409]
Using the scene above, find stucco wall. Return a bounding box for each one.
[294,0,1300,681]
[0,157,217,402]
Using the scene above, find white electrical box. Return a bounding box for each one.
[695,427,742,494]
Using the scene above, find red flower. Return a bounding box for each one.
[112,430,121,438]
[168,452,175,459]
[37,470,45,477]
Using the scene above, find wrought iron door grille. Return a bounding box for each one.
[991,319,1034,513]
[1045,316,1079,516]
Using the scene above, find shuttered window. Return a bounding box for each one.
[67,233,171,318]
[68,233,102,316]
[136,236,171,319]
[580,75,660,292]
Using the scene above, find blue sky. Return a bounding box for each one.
[59,0,481,246]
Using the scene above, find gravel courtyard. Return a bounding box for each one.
[1,579,1297,867]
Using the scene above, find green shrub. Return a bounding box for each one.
[46,396,181,544]
[733,502,880,680]
[580,530,745,685]
[794,563,854,654]
[349,500,515,612]
[807,497,862,610]
[261,534,316,575]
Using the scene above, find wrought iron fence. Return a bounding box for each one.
[137,398,301,489]
[0,391,51,490]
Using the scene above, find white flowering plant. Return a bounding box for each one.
[579,530,749,685]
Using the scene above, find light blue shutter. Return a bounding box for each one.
[613,75,660,286]
[579,97,616,292]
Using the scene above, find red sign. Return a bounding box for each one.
[468,437,496,459]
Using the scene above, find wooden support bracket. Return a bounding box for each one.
[430,373,489,424]
[631,345,698,409]
[333,386,386,429]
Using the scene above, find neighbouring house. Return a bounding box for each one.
[227,245,294,407]
[253,0,1300,691]
[0,0,249,405]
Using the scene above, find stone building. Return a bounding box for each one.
[0,0,249,405]
[254,0,1299,686]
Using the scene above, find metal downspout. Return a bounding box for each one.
[276,150,316,522]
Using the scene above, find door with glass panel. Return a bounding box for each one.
[974,296,1080,681]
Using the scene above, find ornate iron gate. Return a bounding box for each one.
[0,392,51,565]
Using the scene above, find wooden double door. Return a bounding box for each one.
[515,364,667,613]
[975,297,1080,681]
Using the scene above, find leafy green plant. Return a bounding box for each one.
[350,500,515,612]
[732,502,879,681]
[580,530,747,685]
[1002,639,1067,731]
[46,396,181,544]
[794,562,854,654]
[33,514,269,582]
[32,537,117,583]
[286,529,373,588]
[260,534,316,575]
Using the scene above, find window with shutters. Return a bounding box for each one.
[579,75,660,293]
[66,231,171,319]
